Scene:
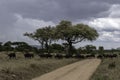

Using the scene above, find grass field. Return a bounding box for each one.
[90,56,120,80]
[0,52,79,80]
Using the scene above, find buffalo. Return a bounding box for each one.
[86,54,95,58]
[39,54,53,58]
[97,54,118,59]
[64,54,73,58]
[7,53,16,59]
[103,54,117,58]
[55,54,64,59]
[74,54,85,59]
[24,53,34,59]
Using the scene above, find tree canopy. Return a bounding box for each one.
[24,26,55,53]
[55,20,99,54]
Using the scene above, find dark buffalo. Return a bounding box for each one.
[39,54,53,58]
[103,54,117,58]
[7,53,16,59]
[97,54,117,59]
[24,53,34,59]
[86,54,95,58]
[74,54,85,59]
[64,54,73,58]
[55,54,64,59]
[97,54,103,59]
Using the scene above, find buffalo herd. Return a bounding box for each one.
[7,52,118,59]
[97,54,117,59]
[7,53,34,59]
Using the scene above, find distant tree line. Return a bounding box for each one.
[0,41,119,55]
[0,41,37,52]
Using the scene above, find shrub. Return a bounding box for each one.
[30,63,39,69]
[1,67,13,74]
[108,62,116,69]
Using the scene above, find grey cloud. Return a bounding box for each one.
[0,0,111,22]
[102,28,120,32]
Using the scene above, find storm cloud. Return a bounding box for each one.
[0,0,120,49]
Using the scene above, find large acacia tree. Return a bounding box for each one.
[56,20,99,54]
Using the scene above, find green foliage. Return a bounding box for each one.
[77,45,97,54]
[90,58,120,80]
[12,42,33,52]
[108,62,116,69]
[56,20,99,54]
[77,47,86,54]
[49,43,64,53]
[24,26,55,53]
[99,46,104,54]
[3,41,13,51]
[0,41,36,52]
[85,45,97,54]
[56,21,99,44]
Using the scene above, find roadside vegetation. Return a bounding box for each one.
[0,52,78,80]
[90,52,120,80]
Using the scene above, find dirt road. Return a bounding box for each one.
[32,59,101,80]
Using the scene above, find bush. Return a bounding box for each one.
[108,62,116,69]
[1,67,13,74]
[30,63,39,69]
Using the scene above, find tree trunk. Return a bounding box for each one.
[68,41,73,55]
[41,41,44,50]
[45,41,49,54]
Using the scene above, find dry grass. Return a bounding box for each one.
[90,57,120,80]
[0,52,78,80]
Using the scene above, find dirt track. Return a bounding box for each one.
[32,59,101,80]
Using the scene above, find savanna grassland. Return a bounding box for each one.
[90,54,120,80]
[0,52,79,80]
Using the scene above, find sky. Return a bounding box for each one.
[0,0,120,49]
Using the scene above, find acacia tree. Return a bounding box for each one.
[24,26,55,53]
[24,28,44,50]
[41,26,56,53]
[56,20,99,54]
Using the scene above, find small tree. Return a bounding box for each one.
[3,41,13,51]
[12,42,32,52]
[99,46,104,54]
[77,47,86,54]
[49,43,64,53]
[85,45,96,54]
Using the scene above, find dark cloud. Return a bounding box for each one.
[0,0,111,22]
